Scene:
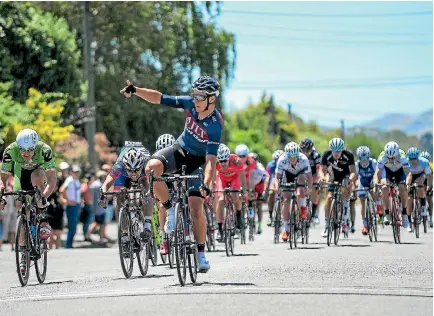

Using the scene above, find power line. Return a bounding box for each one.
[236,32,433,45]
[223,9,433,18]
[231,79,432,90]
[221,21,431,37]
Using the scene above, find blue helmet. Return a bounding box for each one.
[356,146,370,160]
[192,76,220,96]
[329,137,344,152]
[407,147,420,160]
[420,151,432,161]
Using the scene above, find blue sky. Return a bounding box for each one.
[217,1,433,128]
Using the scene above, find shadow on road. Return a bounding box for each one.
[338,244,371,248]
[112,274,173,281]
[192,281,256,287]
[293,246,324,250]
[230,253,259,257]
[10,280,74,288]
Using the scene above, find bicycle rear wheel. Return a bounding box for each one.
[391,197,400,244]
[187,217,198,282]
[118,210,134,278]
[15,215,30,286]
[35,223,48,284]
[149,225,158,266]
[422,214,428,233]
[366,199,373,242]
[224,205,233,257]
[168,234,175,269]
[240,204,247,245]
[370,199,378,242]
[174,203,187,286]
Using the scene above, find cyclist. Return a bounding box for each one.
[0,129,57,273]
[299,138,323,224]
[275,142,312,242]
[266,149,284,226]
[248,152,268,234]
[154,134,176,255]
[214,144,246,241]
[121,75,223,272]
[320,138,357,237]
[420,151,433,227]
[355,146,381,235]
[406,147,432,233]
[99,142,152,247]
[374,141,410,228]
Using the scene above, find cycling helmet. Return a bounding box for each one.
[122,148,146,171]
[384,141,399,158]
[139,147,151,161]
[192,76,220,96]
[420,151,432,161]
[217,144,230,161]
[272,149,284,160]
[156,134,175,151]
[300,138,314,151]
[329,137,344,152]
[356,146,370,160]
[249,152,259,162]
[406,147,420,160]
[235,144,249,156]
[16,128,38,151]
[284,142,299,157]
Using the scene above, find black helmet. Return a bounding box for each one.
[192,76,220,97]
[300,138,314,151]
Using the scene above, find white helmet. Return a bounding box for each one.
[384,141,399,158]
[217,144,230,161]
[235,144,249,156]
[156,134,175,151]
[16,128,38,151]
[356,146,370,160]
[272,149,284,160]
[122,148,146,171]
[139,147,151,162]
[284,142,299,157]
[329,137,344,152]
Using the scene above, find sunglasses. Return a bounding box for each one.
[192,94,207,102]
[219,159,229,163]
[288,155,298,159]
[331,150,342,153]
[126,168,142,174]
[238,155,246,158]
[19,147,36,153]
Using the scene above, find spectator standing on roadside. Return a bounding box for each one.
[60,165,82,249]
[86,171,108,242]
[81,172,95,241]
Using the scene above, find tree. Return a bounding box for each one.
[0,3,83,116]
[35,2,236,148]
[0,84,74,154]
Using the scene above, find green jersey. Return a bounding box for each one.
[1,141,56,173]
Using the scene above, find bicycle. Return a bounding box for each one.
[103,186,150,278]
[354,186,378,242]
[283,181,307,248]
[150,166,201,286]
[408,183,425,239]
[324,181,346,246]
[203,194,216,252]
[307,182,321,229]
[384,178,402,244]
[213,188,242,256]
[150,204,166,265]
[0,188,48,286]
[273,176,285,244]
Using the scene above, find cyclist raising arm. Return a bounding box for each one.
[120,76,223,272]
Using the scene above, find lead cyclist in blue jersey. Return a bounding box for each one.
[120,76,223,272]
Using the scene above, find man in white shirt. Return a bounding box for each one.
[60,165,82,248]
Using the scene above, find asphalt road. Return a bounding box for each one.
[0,210,432,316]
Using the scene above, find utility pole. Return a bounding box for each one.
[340,119,345,141]
[83,1,96,171]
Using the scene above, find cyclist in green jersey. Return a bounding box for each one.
[0,129,57,242]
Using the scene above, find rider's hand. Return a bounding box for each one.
[120,80,136,99]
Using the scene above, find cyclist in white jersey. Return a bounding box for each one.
[374,141,410,227]
[275,142,312,242]
[406,147,432,232]
[248,152,268,233]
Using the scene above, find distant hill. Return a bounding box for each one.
[363,109,432,136]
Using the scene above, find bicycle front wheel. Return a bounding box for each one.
[273,200,281,244]
[35,223,48,284]
[118,210,134,278]
[15,215,30,286]
[174,203,187,286]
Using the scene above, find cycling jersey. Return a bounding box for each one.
[216,154,244,181]
[377,149,406,161]
[266,159,277,177]
[243,156,257,183]
[160,95,223,156]
[355,158,377,186]
[377,154,410,172]
[111,144,147,189]
[321,149,355,181]
[2,141,56,191]
[276,152,311,176]
[305,148,322,176]
[251,162,267,186]
[408,157,431,175]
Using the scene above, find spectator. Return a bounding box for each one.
[1,176,17,251]
[59,165,82,249]
[102,164,115,223]
[81,172,95,241]
[86,171,107,242]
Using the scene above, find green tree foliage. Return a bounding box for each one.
[35,2,236,149]
[0,3,83,114]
